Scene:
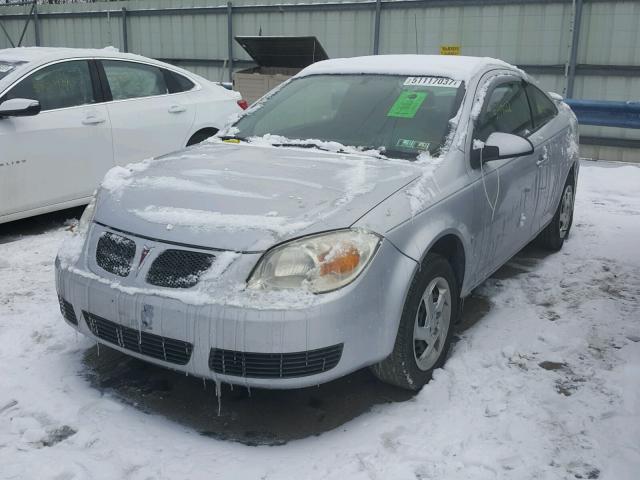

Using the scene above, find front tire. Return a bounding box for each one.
[537,179,575,251]
[371,253,458,390]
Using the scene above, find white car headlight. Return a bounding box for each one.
[247,229,381,294]
[77,196,96,235]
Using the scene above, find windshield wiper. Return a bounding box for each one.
[271,142,333,152]
[274,142,390,157]
[248,139,394,159]
[219,135,248,142]
[380,148,420,160]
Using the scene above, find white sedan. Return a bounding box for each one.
[0,47,245,224]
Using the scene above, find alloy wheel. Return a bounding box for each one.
[559,185,574,238]
[413,276,452,371]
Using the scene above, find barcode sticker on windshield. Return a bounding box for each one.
[404,77,462,88]
[0,64,14,73]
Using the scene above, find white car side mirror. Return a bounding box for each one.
[0,98,41,118]
[471,132,534,168]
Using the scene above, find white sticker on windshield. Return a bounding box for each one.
[404,77,462,88]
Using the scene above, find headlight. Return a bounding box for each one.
[247,229,381,294]
[77,196,96,235]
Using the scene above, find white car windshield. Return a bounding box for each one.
[0,60,26,81]
[233,74,465,159]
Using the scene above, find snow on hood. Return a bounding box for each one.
[296,55,515,82]
[94,141,421,252]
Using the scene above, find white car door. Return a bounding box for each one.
[0,59,113,218]
[99,59,196,165]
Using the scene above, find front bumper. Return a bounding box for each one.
[55,227,416,389]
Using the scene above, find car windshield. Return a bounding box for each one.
[233,74,465,160]
[0,60,26,82]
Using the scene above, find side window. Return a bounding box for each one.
[475,81,533,142]
[103,60,168,100]
[525,83,557,129]
[5,60,95,111]
[163,69,195,94]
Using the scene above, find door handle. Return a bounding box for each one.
[82,115,105,125]
[168,105,186,114]
[536,154,547,167]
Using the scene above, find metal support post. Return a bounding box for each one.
[121,7,129,52]
[227,2,234,83]
[566,0,583,99]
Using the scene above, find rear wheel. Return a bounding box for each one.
[371,253,458,390]
[537,180,575,251]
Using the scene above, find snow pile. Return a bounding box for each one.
[471,80,490,120]
[404,151,444,215]
[100,166,134,192]
[100,160,153,197]
[403,107,463,215]
[1,161,639,479]
[56,233,85,269]
[335,158,374,206]
[561,105,581,162]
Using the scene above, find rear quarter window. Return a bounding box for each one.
[163,69,196,94]
[525,83,558,129]
[103,60,169,100]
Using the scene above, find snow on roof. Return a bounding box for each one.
[0,46,158,66]
[296,55,517,82]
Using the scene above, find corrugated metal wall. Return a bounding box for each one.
[573,1,640,161]
[1,0,639,161]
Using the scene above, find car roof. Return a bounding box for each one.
[0,46,214,93]
[296,54,520,82]
[0,46,163,66]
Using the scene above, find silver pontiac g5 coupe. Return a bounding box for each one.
[55,55,579,390]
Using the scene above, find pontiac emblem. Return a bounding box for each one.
[138,246,152,270]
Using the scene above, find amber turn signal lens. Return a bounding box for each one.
[319,246,360,276]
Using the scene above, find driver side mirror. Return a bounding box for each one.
[471,132,534,169]
[0,98,41,118]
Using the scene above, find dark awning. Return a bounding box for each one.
[234,36,329,69]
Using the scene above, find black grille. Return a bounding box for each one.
[209,344,343,379]
[95,232,136,277]
[146,249,215,288]
[58,296,77,325]
[83,311,193,365]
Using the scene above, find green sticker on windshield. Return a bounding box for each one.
[387,91,427,118]
[396,139,431,151]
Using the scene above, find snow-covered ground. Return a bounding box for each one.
[1,161,639,480]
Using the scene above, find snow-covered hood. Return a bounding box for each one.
[94,142,422,252]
